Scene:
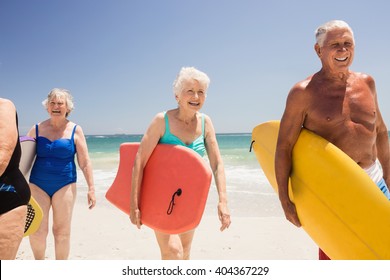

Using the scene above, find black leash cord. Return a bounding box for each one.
[167,188,182,215]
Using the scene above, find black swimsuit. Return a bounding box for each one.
[0,113,31,214]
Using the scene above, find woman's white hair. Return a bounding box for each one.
[315,20,354,47]
[42,88,74,117]
[173,67,210,96]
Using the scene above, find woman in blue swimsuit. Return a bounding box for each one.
[27,88,96,260]
[130,67,231,259]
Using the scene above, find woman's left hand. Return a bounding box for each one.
[218,202,231,231]
[88,190,96,209]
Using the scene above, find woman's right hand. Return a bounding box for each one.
[129,208,142,229]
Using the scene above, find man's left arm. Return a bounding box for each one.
[376,124,390,186]
[370,76,390,186]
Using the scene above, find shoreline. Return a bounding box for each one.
[16,195,317,260]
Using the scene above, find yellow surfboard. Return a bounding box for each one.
[251,120,390,259]
[19,136,43,237]
[24,196,42,237]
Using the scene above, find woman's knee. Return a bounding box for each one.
[52,225,70,241]
[161,243,183,259]
[155,234,183,259]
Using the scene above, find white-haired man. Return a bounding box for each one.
[275,20,390,260]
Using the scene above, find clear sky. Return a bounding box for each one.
[1,0,390,135]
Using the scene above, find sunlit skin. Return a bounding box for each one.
[0,98,27,260]
[27,93,96,260]
[129,77,231,259]
[275,27,390,227]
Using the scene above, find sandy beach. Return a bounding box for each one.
[14,132,319,261]
[16,190,317,260]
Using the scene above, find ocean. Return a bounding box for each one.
[77,133,283,218]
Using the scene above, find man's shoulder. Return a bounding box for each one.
[286,77,313,105]
[351,71,375,86]
[290,76,313,94]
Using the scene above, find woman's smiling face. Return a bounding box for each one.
[48,97,68,117]
[176,79,207,111]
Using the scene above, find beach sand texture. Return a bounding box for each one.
[16,134,317,260]
[16,189,317,260]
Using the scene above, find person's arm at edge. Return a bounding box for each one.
[369,75,390,189]
[130,112,165,229]
[75,125,96,209]
[0,99,17,176]
[204,114,231,231]
[275,85,307,227]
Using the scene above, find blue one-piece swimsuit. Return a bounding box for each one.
[29,124,77,197]
[159,112,206,157]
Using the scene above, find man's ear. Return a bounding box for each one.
[315,43,321,57]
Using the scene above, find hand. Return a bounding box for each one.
[87,190,96,209]
[129,208,142,229]
[217,202,231,231]
[281,200,301,227]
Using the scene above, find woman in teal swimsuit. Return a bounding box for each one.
[130,67,231,260]
[27,88,96,260]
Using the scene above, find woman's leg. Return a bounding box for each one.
[154,230,195,260]
[0,205,27,259]
[51,184,76,260]
[179,230,195,260]
[28,183,51,260]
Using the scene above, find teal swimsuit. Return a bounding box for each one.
[159,112,206,157]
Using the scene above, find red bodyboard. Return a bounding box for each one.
[105,143,212,234]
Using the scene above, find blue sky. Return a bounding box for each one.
[1,0,390,135]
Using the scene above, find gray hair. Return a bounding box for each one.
[315,20,354,47]
[173,67,210,97]
[42,88,74,117]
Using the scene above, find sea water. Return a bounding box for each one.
[76,134,283,218]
